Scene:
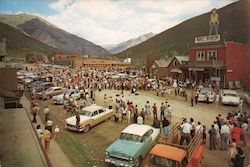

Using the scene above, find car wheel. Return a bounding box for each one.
[135,157,142,167]
[83,124,90,133]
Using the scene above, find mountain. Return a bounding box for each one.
[103,32,155,54]
[0,14,111,57]
[114,0,250,61]
[0,22,58,58]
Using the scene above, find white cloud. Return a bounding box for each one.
[45,0,237,45]
[49,0,73,11]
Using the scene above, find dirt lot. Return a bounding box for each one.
[32,89,250,167]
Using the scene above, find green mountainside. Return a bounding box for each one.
[0,22,58,59]
[115,0,250,60]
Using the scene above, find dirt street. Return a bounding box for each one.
[34,89,250,167]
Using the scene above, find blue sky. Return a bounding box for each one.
[0,0,237,45]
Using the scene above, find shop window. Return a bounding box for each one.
[245,51,250,61]
[207,50,217,60]
[196,51,205,61]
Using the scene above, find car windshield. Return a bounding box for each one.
[120,133,141,143]
[79,110,92,117]
[46,88,54,92]
[224,93,237,97]
[149,154,179,167]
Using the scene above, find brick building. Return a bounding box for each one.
[182,42,250,88]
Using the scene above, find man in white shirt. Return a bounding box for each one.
[43,106,49,123]
[180,119,192,145]
[220,121,230,151]
[195,121,203,134]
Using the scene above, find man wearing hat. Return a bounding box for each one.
[209,8,220,35]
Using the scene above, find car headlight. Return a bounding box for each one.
[129,157,133,161]
[105,152,110,156]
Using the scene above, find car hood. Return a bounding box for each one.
[106,139,142,158]
[65,115,91,125]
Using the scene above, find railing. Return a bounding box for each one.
[182,60,224,68]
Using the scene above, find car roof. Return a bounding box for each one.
[121,124,153,137]
[149,144,186,162]
[48,86,62,89]
[222,89,237,94]
[82,106,104,112]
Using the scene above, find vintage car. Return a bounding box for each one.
[105,124,160,167]
[33,82,55,93]
[220,89,240,106]
[198,87,215,103]
[52,89,81,104]
[65,106,113,132]
[244,92,250,105]
[36,86,66,99]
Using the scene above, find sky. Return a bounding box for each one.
[0,0,237,45]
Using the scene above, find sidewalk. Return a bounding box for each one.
[20,96,74,167]
[0,108,47,167]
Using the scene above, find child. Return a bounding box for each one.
[54,125,60,141]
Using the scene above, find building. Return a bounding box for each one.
[151,56,189,79]
[74,57,131,69]
[52,53,77,65]
[182,42,250,88]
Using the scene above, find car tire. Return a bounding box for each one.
[83,124,90,133]
[135,156,142,167]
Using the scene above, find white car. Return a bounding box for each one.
[52,89,81,104]
[198,87,215,103]
[36,86,66,99]
[244,93,250,105]
[65,106,113,132]
[220,89,240,106]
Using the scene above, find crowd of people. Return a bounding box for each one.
[21,64,249,167]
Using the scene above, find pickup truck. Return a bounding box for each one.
[144,122,204,167]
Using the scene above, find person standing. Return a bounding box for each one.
[76,112,80,130]
[180,119,192,145]
[54,125,60,141]
[31,105,39,123]
[208,124,217,150]
[166,104,172,123]
[162,117,170,138]
[160,102,165,121]
[152,103,157,119]
[191,92,195,107]
[43,127,51,151]
[231,123,243,146]
[36,124,43,141]
[220,121,230,151]
[144,101,151,118]
[233,147,245,167]
[43,106,49,124]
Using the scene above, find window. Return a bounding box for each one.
[173,60,178,66]
[99,109,104,113]
[92,111,98,116]
[207,50,217,60]
[245,51,250,61]
[196,51,205,61]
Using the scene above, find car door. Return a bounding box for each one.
[91,110,101,125]
[98,109,107,122]
[141,130,153,157]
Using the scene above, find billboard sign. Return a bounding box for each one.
[195,35,220,44]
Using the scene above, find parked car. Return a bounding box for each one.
[52,89,81,104]
[26,80,44,91]
[244,92,250,105]
[65,106,113,132]
[198,87,215,103]
[220,89,240,106]
[36,86,65,99]
[105,124,160,167]
[33,82,54,93]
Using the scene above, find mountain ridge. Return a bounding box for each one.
[0,14,111,57]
